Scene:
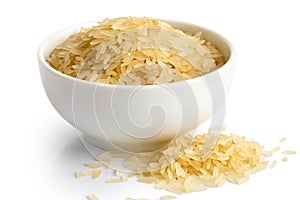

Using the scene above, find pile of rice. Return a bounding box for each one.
[76,131,296,198]
[47,17,225,85]
[110,133,267,194]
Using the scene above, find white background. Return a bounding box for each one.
[0,0,299,199]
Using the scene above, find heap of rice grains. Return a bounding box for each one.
[47,17,225,85]
[77,131,296,199]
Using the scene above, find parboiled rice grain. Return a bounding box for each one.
[87,194,99,200]
[106,177,124,183]
[282,150,297,155]
[86,162,102,169]
[269,160,277,168]
[160,195,177,200]
[270,146,280,153]
[93,170,101,179]
[279,137,287,143]
[282,157,288,162]
[75,171,83,179]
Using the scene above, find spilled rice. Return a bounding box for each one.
[77,131,296,199]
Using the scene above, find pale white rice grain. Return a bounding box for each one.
[160,195,177,200]
[282,150,297,155]
[269,160,277,168]
[271,146,280,153]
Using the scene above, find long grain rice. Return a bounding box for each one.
[270,146,280,153]
[47,17,225,85]
[282,150,297,155]
[86,162,102,169]
[160,195,177,200]
[109,133,267,194]
[279,137,287,143]
[76,131,296,196]
[269,160,277,168]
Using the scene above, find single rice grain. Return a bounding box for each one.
[279,137,287,143]
[87,194,99,200]
[269,160,277,168]
[282,150,297,155]
[160,195,177,200]
[282,157,288,162]
[75,171,83,179]
[271,146,280,153]
[93,170,101,179]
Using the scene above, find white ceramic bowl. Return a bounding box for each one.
[38,20,235,152]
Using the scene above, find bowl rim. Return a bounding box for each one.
[38,19,235,89]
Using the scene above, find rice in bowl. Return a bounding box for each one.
[47,17,225,85]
